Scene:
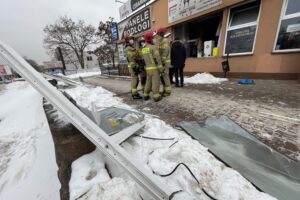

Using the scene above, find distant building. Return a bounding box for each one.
[65,52,100,70]
[43,61,64,75]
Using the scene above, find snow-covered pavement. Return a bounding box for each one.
[0,82,60,200]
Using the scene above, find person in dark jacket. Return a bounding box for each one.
[171,38,186,87]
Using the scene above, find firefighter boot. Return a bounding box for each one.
[132,93,142,99]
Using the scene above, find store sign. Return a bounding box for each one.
[111,24,119,41]
[119,0,150,20]
[118,7,151,39]
[225,26,256,54]
[168,0,222,23]
[287,24,300,33]
[118,44,128,64]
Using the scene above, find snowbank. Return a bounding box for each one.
[65,86,131,111]
[69,149,140,200]
[66,85,276,200]
[67,71,101,79]
[185,73,228,84]
[0,82,60,200]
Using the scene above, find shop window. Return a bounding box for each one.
[173,12,223,58]
[224,1,261,55]
[274,0,300,52]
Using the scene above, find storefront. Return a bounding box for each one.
[115,0,300,79]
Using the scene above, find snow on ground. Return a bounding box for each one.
[67,71,102,79]
[69,149,140,200]
[185,73,228,84]
[0,82,60,200]
[69,149,110,200]
[66,85,276,200]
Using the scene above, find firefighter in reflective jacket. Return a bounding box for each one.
[136,36,147,92]
[157,27,172,96]
[124,34,142,99]
[141,31,163,102]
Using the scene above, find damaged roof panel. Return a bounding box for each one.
[178,116,300,200]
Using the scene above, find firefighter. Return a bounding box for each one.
[157,27,172,96]
[136,36,147,92]
[124,33,142,99]
[141,31,163,102]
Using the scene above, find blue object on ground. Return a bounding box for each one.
[238,79,254,84]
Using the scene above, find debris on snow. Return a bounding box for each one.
[185,73,228,84]
[67,85,276,200]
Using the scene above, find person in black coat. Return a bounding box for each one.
[171,38,186,87]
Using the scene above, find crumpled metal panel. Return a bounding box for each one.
[78,106,144,136]
[178,116,300,200]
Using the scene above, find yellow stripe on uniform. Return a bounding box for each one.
[153,93,161,98]
[142,47,151,54]
[145,66,158,70]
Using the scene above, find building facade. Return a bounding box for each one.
[116,0,300,79]
[64,52,100,71]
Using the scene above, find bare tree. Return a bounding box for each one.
[24,57,43,72]
[94,17,117,67]
[43,16,99,69]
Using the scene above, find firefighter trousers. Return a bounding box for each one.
[144,69,161,101]
[129,67,139,95]
[160,66,171,95]
[140,70,147,91]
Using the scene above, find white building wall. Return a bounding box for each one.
[65,52,99,70]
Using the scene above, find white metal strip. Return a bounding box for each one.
[0,41,173,200]
[42,73,83,86]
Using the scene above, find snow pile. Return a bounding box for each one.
[0,82,60,200]
[69,149,110,200]
[66,85,276,200]
[185,73,228,84]
[65,86,130,111]
[77,177,140,200]
[69,150,140,200]
[67,71,101,79]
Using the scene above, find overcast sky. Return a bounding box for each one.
[0,0,120,64]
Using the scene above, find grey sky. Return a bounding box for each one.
[0,0,120,64]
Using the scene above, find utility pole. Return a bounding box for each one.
[56,47,66,75]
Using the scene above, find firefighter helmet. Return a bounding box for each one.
[145,31,156,43]
[124,33,133,43]
[157,27,168,35]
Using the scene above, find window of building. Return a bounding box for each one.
[274,0,300,52]
[173,12,223,58]
[224,0,261,55]
[87,56,93,61]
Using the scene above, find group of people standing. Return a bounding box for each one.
[125,27,186,102]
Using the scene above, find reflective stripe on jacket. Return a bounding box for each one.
[141,44,163,71]
[125,45,137,68]
[159,38,171,65]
